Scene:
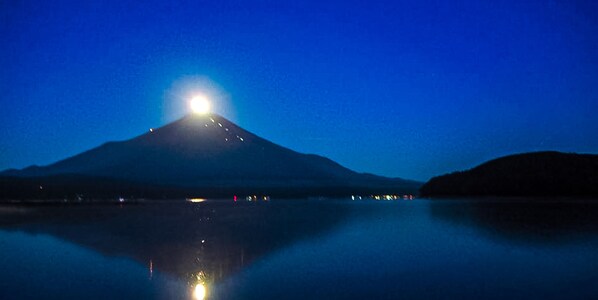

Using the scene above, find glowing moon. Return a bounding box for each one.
[190,96,210,114]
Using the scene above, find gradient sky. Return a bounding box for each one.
[1,0,598,181]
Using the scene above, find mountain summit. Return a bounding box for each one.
[1,114,419,199]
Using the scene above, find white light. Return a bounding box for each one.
[193,283,206,300]
[190,96,210,114]
[187,198,206,203]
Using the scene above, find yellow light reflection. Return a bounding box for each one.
[193,283,206,300]
[187,198,206,203]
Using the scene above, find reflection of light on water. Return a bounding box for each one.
[193,283,206,300]
[187,198,206,203]
[191,271,208,299]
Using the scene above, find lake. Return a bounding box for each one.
[1,198,598,299]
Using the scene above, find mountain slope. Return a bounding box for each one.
[420,151,598,197]
[2,114,420,198]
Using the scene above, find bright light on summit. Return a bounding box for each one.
[190,96,211,114]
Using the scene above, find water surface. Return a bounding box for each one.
[1,199,597,299]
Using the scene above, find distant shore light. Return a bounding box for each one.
[190,96,211,114]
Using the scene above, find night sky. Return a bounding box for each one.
[2,0,598,181]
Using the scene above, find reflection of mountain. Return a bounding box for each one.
[421,151,598,197]
[0,200,355,283]
[1,114,420,200]
[429,199,598,244]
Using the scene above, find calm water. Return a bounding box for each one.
[1,199,598,299]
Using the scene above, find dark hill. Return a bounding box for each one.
[1,114,420,199]
[420,151,598,197]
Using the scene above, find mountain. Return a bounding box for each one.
[1,114,420,199]
[420,151,598,197]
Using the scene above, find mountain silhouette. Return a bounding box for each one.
[420,151,598,197]
[1,114,419,199]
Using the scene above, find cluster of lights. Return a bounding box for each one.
[351,194,415,201]
[204,116,245,143]
[245,195,270,201]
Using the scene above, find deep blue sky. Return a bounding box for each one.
[2,0,598,181]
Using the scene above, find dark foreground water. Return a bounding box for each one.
[1,199,598,300]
